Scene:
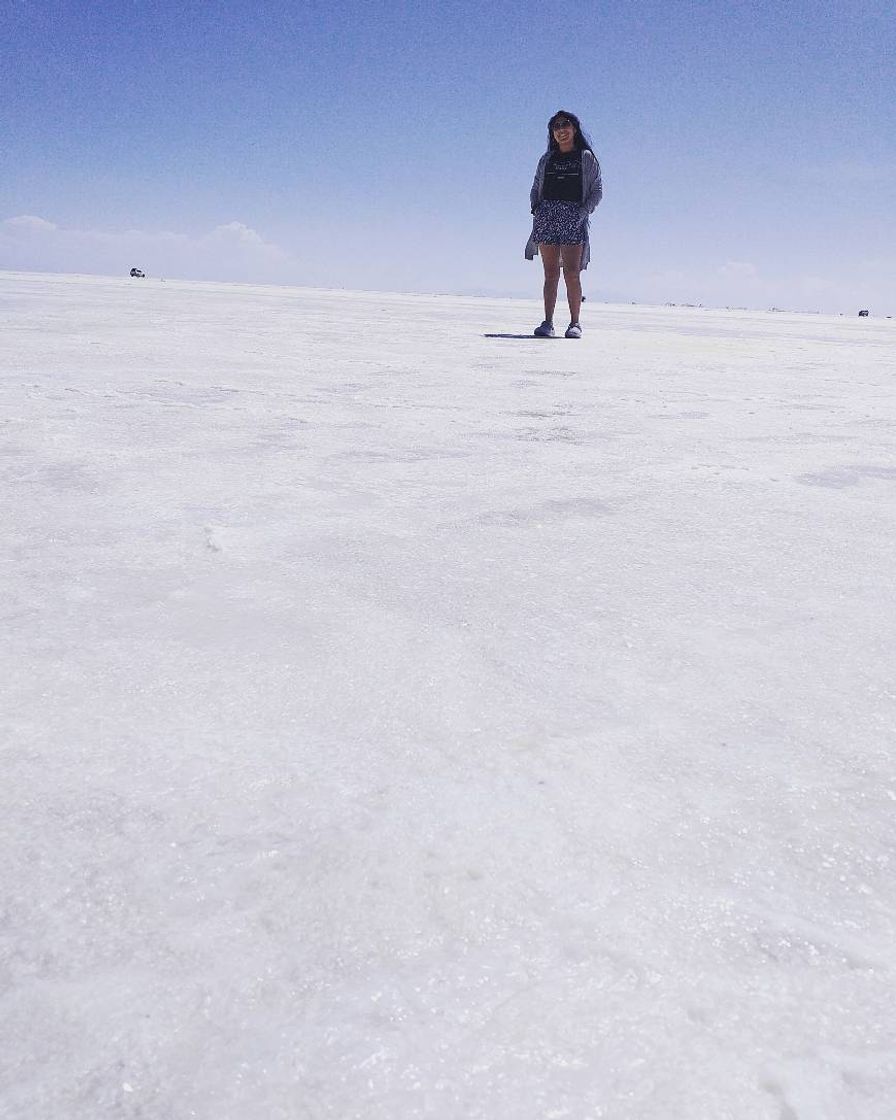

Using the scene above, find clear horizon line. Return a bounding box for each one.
[0,267,890,322]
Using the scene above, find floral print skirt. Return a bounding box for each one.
[532,199,587,245]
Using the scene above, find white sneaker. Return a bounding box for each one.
[534,321,556,338]
[565,323,582,339]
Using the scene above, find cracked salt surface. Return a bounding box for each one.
[2,272,895,1119]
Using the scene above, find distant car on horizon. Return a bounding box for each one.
[129,267,145,278]
[858,309,869,317]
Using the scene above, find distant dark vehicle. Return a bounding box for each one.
[129,267,145,278]
[858,309,869,317]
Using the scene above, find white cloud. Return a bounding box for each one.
[0,215,296,284]
[3,215,894,314]
[209,222,269,247]
[4,214,59,233]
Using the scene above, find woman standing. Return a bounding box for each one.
[525,111,602,338]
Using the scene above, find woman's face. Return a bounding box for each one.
[551,117,576,150]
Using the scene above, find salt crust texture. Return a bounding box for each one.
[2,272,895,1119]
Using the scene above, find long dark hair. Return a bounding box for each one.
[547,110,595,156]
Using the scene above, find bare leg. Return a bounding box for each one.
[560,244,584,325]
[539,245,562,324]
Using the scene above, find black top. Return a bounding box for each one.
[542,151,583,202]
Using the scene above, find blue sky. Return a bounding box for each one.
[2,0,894,312]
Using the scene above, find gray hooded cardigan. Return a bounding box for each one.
[525,148,603,270]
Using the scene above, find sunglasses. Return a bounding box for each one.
[552,119,574,130]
